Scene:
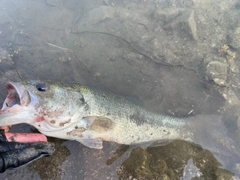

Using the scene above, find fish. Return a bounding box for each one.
[0,80,236,151]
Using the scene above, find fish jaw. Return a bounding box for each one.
[0,81,90,140]
[0,82,38,126]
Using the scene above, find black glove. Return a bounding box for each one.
[0,130,55,173]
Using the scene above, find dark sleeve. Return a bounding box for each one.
[0,130,55,173]
[0,142,55,173]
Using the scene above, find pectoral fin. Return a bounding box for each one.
[83,116,115,132]
[69,116,115,149]
[78,138,103,149]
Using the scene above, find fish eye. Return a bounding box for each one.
[36,83,47,91]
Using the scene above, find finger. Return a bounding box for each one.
[0,126,11,132]
[0,142,55,173]
[5,133,47,143]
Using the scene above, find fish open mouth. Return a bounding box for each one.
[0,82,48,143]
[1,82,30,113]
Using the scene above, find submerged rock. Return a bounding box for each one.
[119,147,154,179]
[160,9,198,40]
[205,61,228,86]
[87,6,115,24]
[118,140,234,180]
[153,8,183,23]
[215,168,235,180]
[177,10,197,40]
[228,27,240,49]
[221,88,240,105]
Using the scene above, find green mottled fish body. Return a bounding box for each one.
[0,81,229,150]
[71,85,191,147]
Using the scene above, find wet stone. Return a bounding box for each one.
[228,27,240,49]
[120,147,153,179]
[87,6,115,24]
[203,54,226,66]
[221,88,240,105]
[215,168,235,180]
[153,8,183,23]
[118,140,236,179]
[117,146,173,180]
[205,61,228,86]
[178,10,197,40]
[162,9,198,40]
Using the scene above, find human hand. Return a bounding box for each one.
[0,130,55,173]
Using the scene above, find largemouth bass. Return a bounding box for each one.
[0,80,234,150]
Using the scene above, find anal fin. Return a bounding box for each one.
[78,138,103,149]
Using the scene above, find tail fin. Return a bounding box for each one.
[188,115,240,173]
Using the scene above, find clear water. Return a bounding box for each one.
[0,0,240,179]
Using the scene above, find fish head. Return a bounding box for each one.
[0,80,88,134]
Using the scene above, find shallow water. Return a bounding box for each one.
[0,0,240,179]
